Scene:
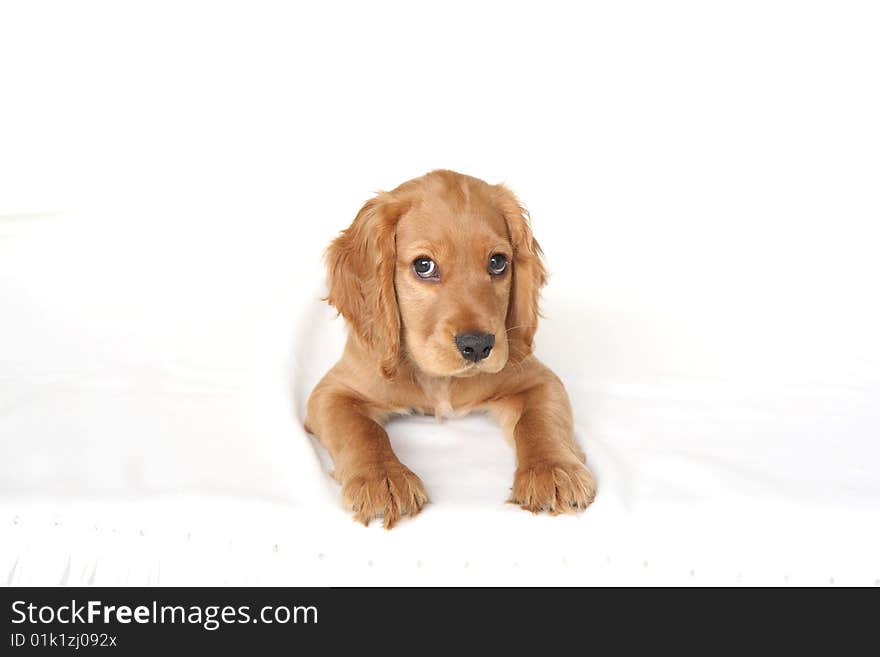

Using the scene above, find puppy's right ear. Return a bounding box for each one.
[325,193,408,378]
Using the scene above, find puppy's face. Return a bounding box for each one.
[394,191,512,377]
[325,170,546,380]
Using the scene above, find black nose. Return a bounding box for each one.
[455,332,495,363]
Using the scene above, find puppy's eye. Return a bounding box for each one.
[488,253,508,276]
[413,257,438,279]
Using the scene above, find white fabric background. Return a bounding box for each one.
[2,1,879,585]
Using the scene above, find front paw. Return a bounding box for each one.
[341,461,429,529]
[509,459,596,514]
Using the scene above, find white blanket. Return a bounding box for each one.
[2,208,879,586]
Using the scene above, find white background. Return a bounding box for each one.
[2,1,879,585]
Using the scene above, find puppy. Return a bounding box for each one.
[306,170,595,528]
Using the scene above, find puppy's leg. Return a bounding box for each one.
[495,376,596,514]
[306,388,427,529]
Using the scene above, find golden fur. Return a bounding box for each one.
[306,170,595,527]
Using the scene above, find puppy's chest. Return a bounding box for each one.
[411,376,472,421]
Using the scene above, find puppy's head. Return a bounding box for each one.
[326,170,546,379]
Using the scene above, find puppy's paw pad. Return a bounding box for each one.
[509,460,596,514]
[342,462,428,529]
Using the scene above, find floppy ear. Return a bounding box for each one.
[493,184,548,363]
[325,193,408,378]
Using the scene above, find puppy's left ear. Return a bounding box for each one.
[493,184,548,362]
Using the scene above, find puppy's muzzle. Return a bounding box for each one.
[455,332,495,363]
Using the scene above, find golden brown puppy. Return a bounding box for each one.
[306,170,595,528]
